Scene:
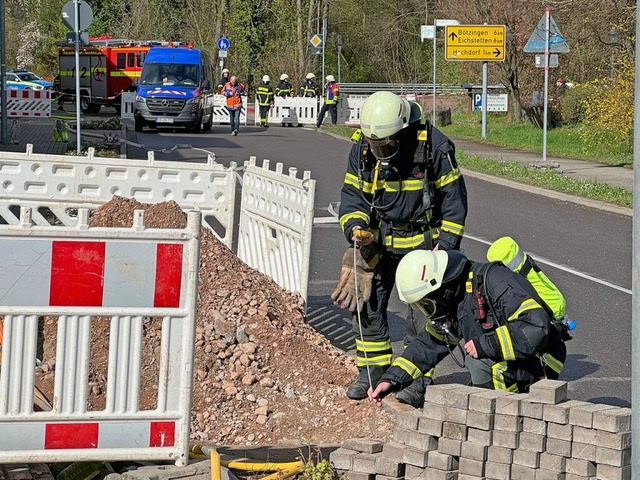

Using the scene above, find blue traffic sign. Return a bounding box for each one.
[217,37,230,50]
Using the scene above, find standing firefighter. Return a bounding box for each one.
[332,91,468,406]
[275,74,293,98]
[368,249,568,407]
[316,74,339,127]
[300,72,320,98]
[256,75,275,127]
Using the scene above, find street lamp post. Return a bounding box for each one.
[433,19,459,125]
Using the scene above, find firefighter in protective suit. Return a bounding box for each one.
[256,75,275,127]
[368,250,568,407]
[331,91,468,405]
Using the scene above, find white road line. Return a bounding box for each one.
[309,220,632,295]
[465,234,632,295]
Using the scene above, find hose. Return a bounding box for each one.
[190,444,305,472]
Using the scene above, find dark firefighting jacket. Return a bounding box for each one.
[381,262,567,391]
[300,80,320,97]
[275,80,293,98]
[256,82,274,106]
[338,117,468,253]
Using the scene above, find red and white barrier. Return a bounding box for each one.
[0,208,201,466]
[6,89,51,117]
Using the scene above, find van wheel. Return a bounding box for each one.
[190,117,203,133]
[203,113,213,132]
[80,96,91,113]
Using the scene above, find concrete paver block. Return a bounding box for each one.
[569,402,614,428]
[460,441,487,461]
[466,427,492,446]
[547,422,573,441]
[465,410,494,430]
[596,464,631,480]
[423,384,464,406]
[122,460,214,480]
[342,471,374,480]
[513,448,540,468]
[403,464,425,480]
[330,448,359,470]
[382,442,405,464]
[539,452,566,472]
[458,457,484,477]
[444,406,468,424]
[419,468,458,480]
[595,430,632,450]
[442,421,467,441]
[427,451,459,471]
[422,403,446,421]
[523,417,547,435]
[510,463,536,480]
[382,396,418,416]
[495,393,527,415]
[494,413,523,432]
[443,385,477,409]
[395,411,421,431]
[596,446,631,467]
[343,438,384,454]
[404,430,438,451]
[467,389,509,413]
[517,432,546,453]
[457,475,484,480]
[437,437,462,457]
[544,400,589,425]
[570,442,596,462]
[520,399,544,419]
[566,458,595,477]
[418,417,443,437]
[403,446,430,468]
[535,468,567,480]
[374,456,405,477]
[592,407,632,433]
[352,453,380,474]
[375,476,403,480]
[392,427,412,445]
[491,430,519,449]
[562,475,592,480]
[546,437,572,457]
[571,426,597,445]
[484,460,511,480]
[528,379,567,404]
[487,445,513,464]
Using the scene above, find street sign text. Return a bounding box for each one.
[445,25,505,61]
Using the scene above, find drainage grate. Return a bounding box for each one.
[305,297,355,352]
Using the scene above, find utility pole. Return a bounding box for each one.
[0,0,8,144]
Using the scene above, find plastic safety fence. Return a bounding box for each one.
[0,208,201,466]
[0,145,237,247]
[121,91,136,119]
[7,89,51,117]
[336,95,367,126]
[237,157,315,303]
[211,94,247,125]
[257,97,318,126]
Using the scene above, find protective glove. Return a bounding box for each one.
[331,245,380,312]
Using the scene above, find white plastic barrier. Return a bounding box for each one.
[0,207,201,465]
[237,157,315,302]
[121,91,136,119]
[337,94,368,126]
[0,145,237,247]
[258,97,318,126]
[211,94,247,125]
[7,89,51,117]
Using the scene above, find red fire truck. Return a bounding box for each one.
[58,37,154,113]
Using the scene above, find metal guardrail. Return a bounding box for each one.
[339,83,468,95]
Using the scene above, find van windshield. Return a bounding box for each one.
[140,62,200,87]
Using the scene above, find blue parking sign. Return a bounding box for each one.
[474,93,482,108]
[217,37,230,50]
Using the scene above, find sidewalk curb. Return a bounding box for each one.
[314,128,632,217]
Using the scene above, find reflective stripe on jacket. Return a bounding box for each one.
[256,83,274,106]
[324,82,339,104]
[222,82,245,110]
[300,81,320,97]
[275,81,292,98]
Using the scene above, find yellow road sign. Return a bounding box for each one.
[445,25,505,61]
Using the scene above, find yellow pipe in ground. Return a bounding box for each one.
[210,448,221,480]
[258,465,305,480]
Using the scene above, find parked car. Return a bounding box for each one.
[7,69,51,89]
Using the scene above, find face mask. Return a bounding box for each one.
[367,137,400,161]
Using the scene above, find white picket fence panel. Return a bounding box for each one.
[121,91,136,119]
[0,208,201,465]
[257,97,318,126]
[0,145,237,247]
[6,89,51,118]
[211,94,247,125]
[237,157,315,302]
[337,95,368,126]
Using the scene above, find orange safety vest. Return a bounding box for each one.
[222,81,245,109]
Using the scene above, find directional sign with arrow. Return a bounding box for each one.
[445,25,505,61]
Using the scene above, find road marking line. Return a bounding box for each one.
[465,234,632,295]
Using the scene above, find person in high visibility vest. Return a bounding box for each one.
[256,75,275,128]
[275,74,293,98]
[221,76,245,136]
[316,75,339,127]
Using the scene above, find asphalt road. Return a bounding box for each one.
[128,124,632,407]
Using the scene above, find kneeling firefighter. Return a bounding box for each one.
[331,91,468,406]
[368,249,569,407]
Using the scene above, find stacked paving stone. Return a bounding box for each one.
[330,380,631,480]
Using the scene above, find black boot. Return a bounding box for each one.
[396,376,432,408]
[346,366,386,400]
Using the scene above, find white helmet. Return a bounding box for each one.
[396,250,449,304]
[326,74,335,82]
[222,68,229,74]
[262,75,270,82]
[280,73,289,81]
[306,72,316,80]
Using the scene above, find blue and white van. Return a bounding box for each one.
[134,44,214,133]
